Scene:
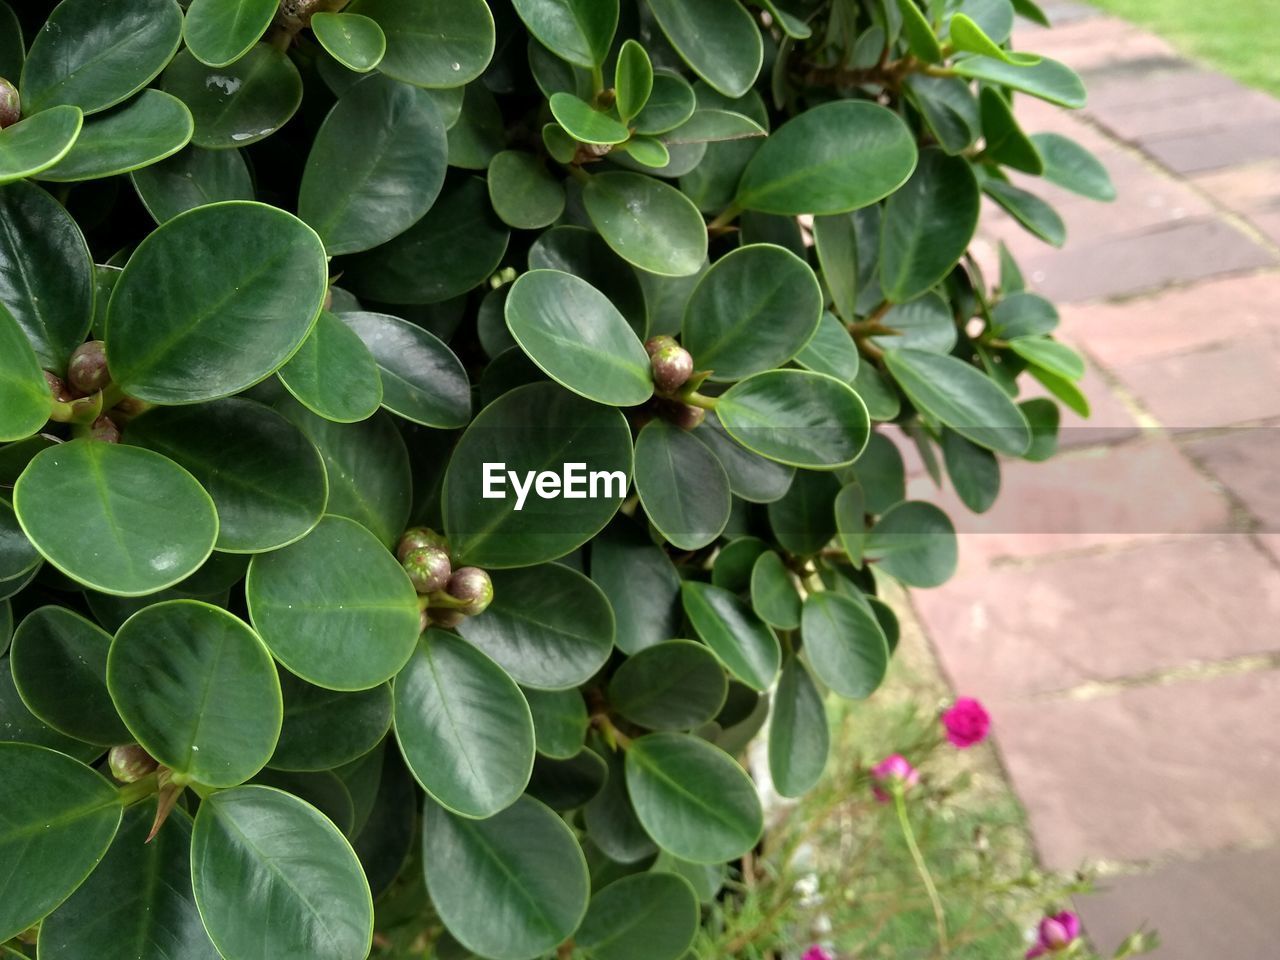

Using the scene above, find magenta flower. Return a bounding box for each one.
[1026,911,1081,958]
[870,753,919,803]
[802,948,833,960]
[941,697,991,749]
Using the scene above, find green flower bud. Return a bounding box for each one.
[396,526,449,562]
[89,414,121,443]
[403,545,452,594]
[44,370,72,403]
[651,343,694,394]
[644,334,678,358]
[109,744,159,783]
[447,566,493,616]
[67,340,111,394]
[654,398,706,431]
[0,77,18,129]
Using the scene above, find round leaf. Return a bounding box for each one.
[0,656,99,761]
[590,518,683,655]
[644,0,762,98]
[393,630,535,818]
[950,55,1086,109]
[750,550,800,630]
[278,311,384,424]
[800,592,888,699]
[634,419,731,550]
[608,639,728,731]
[1031,132,1115,201]
[549,92,631,145]
[872,292,956,353]
[942,427,1001,513]
[489,150,566,230]
[269,672,392,772]
[863,500,958,588]
[528,225,648,337]
[0,302,50,442]
[162,46,303,149]
[511,0,618,68]
[183,0,278,68]
[796,311,861,382]
[131,145,254,223]
[615,40,654,123]
[583,172,707,277]
[633,72,696,136]
[0,105,84,184]
[311,12,387,72]
[693,412,795,503]
[525,687,589,759]
[350,0,495,88]
[681,580,780,691]
[36,90,192,184]
[768,656,829,797]
[577,872,700,960]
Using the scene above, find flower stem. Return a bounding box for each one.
[894,787,949,957]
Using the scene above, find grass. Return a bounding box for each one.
[1086,0,1280,97]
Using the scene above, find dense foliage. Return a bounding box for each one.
[0,0,1112,957]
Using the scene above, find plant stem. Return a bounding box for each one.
[678,389,719,410]
[705,203,743,233]
[894,788,949,957]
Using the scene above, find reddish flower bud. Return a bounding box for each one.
[396,526,449,562]
[89,415,121,443]
[403,545,452,595]
[67,340,111,394]
[1026,912,1081,958]
[654,398,705,431]
[44,370,73,403]
[644,334,677,358]
[651,343,694,394]
[870,753,918,803]
[109,744,159,783]
[0,77,18,128]
[430,608,465,628]
[447,566,493,616]
[941,697,991,749]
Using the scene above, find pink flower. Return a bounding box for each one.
[870,753,919,803]
[1026,911,1081,958]
[941,697,991,748]
[802,948,833,960]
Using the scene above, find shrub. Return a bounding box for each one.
[0,0,1112,957]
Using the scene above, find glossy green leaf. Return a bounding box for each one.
[950,13,1037,63]
[312,13,387,72]
[872,292,956,353]
[0,303,49,442]
[633,73,697,136]
[0,498,39,598]
[991,291,1058,339]
[506,270,653,406]
[488,150,566,230]
[610,639,727,731]
[250,769,356,837]
[0,744,122,943]
[583,172,707,277]
[769,656,828,797]
[131,145,254,222]
[0,105,84,184]
[278,310,384,424]
[625,732,763,863]
[14,441,217,596]
[767,469,838,556]
[694,412,795,503]
[983,177,1066,246]
[812,214,859,323]
[393,630,534,818]
[549,93,631,145]
[710,537,765,592]
[162,46,303,149]
[20,0,183,114]
[0,180,94,370]
[528,225,648,337]
[10,607,128,745]
[880,148,980,302]
[525,687,588,758]
[800,591,889,698]
[526,750,607,810]
[577,872,700,960]
[512,0,618,67]
[247,516,420,690]
[750,550,800,630]
[444,382,633,567]
[269,672,391,772]
[681,581,780,691]
[590,518,683,655]
[1020,396,1061,462]
[682,244,822,381]
[348,748,414,895]
[796,311,860,383]
[716,369,870,469]
[951,55,1086,109]
[0,1,21,78]
[107,201,327,403]
[896,0,943,61]
[191,786,373,960]
[183,0,277,68]
[1008,336,1085,381]
[942,427,1000,513]
[457,563,614,689]
[644,0,762,98]
[904,74,982,155]
[447,82,505,168]
[349,0,495,88]
[0,655,98,760]
[1031,132,1116,201]
[883,348,1031,455]
[584,741,656,863]
[863,500,958,587]
[1029,364,1089,417]
[980,87,1043,174]
[663,110,765,147]
[634,420,731,550]
[300,74,447,256]
[615,40,653,123]
[736,101,917,215]
[424,796,590,960]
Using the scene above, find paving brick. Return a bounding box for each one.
[1077,845,1280,960]
[1083,62,1245,115]
[1183,425,1280,530]
[1250,208,1280,247]
[1259,533,1280,567]
[991,668,1280,868]
[1192,159,1280,211]
[1140,120,1280,176]
[1018,355,1143,450]
[1018,19,1177,74]
[1113,89,1280,141]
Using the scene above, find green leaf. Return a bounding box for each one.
[269,672,391,772]
[424,796,589,960]
[1031,132,1116,201]
[130,145,255,223]
[162,45,303,149]
[736,101,917,215]
[982,177,1066,246]
[38,803,219,960]
[951,55,1086,109]
[625,732,763,863]
[20,0,183,114]
[0,105,84,184]
[549,92,631,145]
[1008,336,1085,381]
[864,500,958,587]
[0,1,22,79]
[341,311,471,427]
[447,82,506,169]
[767,469,838,556]
[506,270,653,406]
[800,592,889,698]
[583,172,707,277]
[584,742,656,863]
[108,600,281,787]
[488,150,566,230]
[191,786,373,960]
[349,0,495,88]
[880,148,980,302]
[665,108,766,145]
[0,303,50,443]
[872,292,956,353]
[277,310,384,424]
[796,312,860,382]
[615,40,654,123]
[300,74,448,256]
[1020,396,1060,462]
[682,244,822,381]
[883,348,1031,455]
[9,607,128,745]
[990,291,1057,338]
[757,0,811,37]
[750,550,800,630]
[0,655,98,760]
[980,88,1043,174]
[769,656,829,797]
[633,72,697,136]
[525,687,588,758]
[644,0,762,98]
[312,13,387,72]
[681,581,780,691]
[456,563,614,689]
[183,0,277,67]
[812,214,859,323]
[443,382,633,567]
[895,0,942,62]
[956,0,1016,43]
[903,75,981,155]
[949,13,1038,63]
[577,872,700,960]
[1028,364,1089,417]
[716,369,870,469]
[14,441,218,596]
[346,176,509,304]
[0,179,94,371]
[251,769,356,837]
[608,640,727,731]
[0,498,39,597]
[634,420,731,551]
[0,744,122,943]
[512,0,618,68]
[528,225,648,337]
[526,750,607,810]
[246,516,420,690]
[694,413,795,503]
[590,518,683,655]
[942,427,1000,513]
[106,201,327,404]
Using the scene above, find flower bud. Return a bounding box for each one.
[668,401,705,431]
[44,370,73,403]
[644,334,677,358]
[0,77,18,129]
[109,744,159,783]
[650,342,694,394]
[941,696,991,749]
[447,566,493,616]
[430,608,465,628]
[403,545,451,595]
[870,753,918,804]
[396,526,449,562]
[67,340,111,394]
[1026,911,1081,958]
[89,414,121,443]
